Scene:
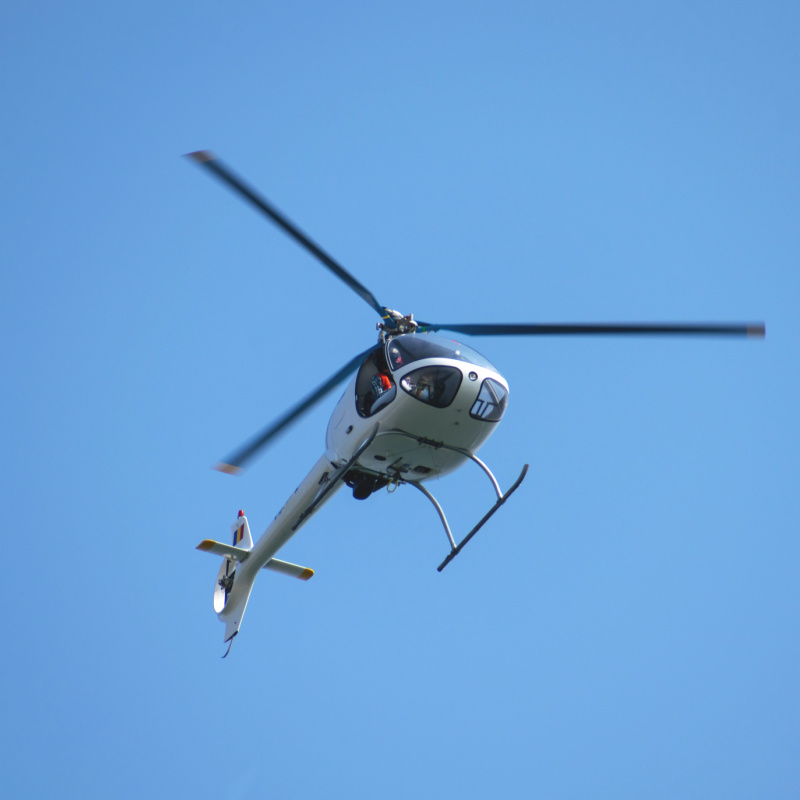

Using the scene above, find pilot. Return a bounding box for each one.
[365,353,394,414]
[370,366,392,402]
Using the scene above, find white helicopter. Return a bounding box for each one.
[187,151,765,656]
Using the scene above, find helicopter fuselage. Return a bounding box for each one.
[326,333,510,485]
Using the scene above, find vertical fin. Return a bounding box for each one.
[231,510,254,550]
[220,589,251,645]
[222,632,238,658]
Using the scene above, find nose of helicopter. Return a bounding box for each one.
[408,361,509,421]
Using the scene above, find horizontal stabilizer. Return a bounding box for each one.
[263,558,314,580]
[197,541,313,579]
[196,539,251,562]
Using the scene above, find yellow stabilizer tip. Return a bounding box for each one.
[186,149,215,163]
[747,324,766,338]
[196,539,216,551]
[299,569,315,581]
[214,462,243,476]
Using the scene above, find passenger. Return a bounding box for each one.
[389,344,403,368]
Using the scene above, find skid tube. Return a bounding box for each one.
[377,430,528,570]
[432,463,528,571]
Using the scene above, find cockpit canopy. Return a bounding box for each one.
[386,334,499,372]
[354,334,507,420]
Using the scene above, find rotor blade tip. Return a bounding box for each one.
[186,149,215,163]
[747,324,766,339]
[214,462,242,476]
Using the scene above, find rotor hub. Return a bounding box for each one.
[378,309,418,340]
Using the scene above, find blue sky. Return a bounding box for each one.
[2,2,798,797]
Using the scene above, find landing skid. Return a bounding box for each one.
[378,430,528,570]
[430,463,528,571]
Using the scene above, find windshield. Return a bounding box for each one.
[469,378,508,422]
[386,334,498,372]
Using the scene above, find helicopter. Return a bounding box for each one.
[187,150,765,656]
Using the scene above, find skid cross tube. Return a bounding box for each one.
[371,429,529,569]
[374,429,503,499]
[406,481,458,550]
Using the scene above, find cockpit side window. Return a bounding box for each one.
[355,348,397,417]
[400,365,462,408]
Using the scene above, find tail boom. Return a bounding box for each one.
[197,452,346,648]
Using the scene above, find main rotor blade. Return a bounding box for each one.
[215,345,378,475]
[186,150,386,318]
[416,322,766,338]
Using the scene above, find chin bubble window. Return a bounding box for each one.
[469,378,508,421]
[400,366,462,408]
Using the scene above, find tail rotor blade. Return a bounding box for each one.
[215,345,377,474]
